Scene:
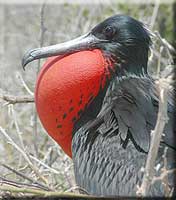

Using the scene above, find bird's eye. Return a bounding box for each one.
[104,26,116,39]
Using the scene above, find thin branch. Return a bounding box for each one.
[32,2,47,158]
[152,168,176,186]
[0,177,47,191]
[10,104,25,150]
[0,185,94,199]
[0,127,33,167]
[156,46,164,77]
[16,72,34,96]
[0,127,50,189]
[137,79,169,196]
[64,185,89,194]
[0,177,22,188]
[29,155,61,175]
[155,31,176,56]
[151,147,176,196]
[0,92,34,104]
[150,0,160,30]
[1,163,50,191]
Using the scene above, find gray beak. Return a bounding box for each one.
[22,33,106,69]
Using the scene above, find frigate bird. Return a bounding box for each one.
[22,15,176,196]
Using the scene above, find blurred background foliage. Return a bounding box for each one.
[0,1,175,194]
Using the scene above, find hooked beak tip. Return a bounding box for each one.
[22,50,35,70]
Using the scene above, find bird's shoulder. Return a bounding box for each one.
[81,75,176,153]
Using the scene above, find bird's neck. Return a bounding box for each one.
[114,60,148,77]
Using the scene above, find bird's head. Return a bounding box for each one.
[22,15,152,157]
[91,15,152,75]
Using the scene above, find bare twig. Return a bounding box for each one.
[156,46,164,77]
[155,31,176,56]
[0,177,23,188]
[10,105,25,150]
[0,92,34,104]
[0,185,94,198]
[150,0,160,30]
[162,147,170,196]
[0,176,48,191]
[32,2,47,158]
[0,163,50,191]
[64,185,89,194]
[16,72,34,96]
[29,155,61,175]
[0,127,50,189]
[152,168,176,184]
[137,79,169,196]
[151,147,176,196]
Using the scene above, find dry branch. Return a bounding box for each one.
[0,127,51,190]
[32,3,47,158]
[0,92,34,104]
[137,79,169,196]
[0,185,94,199]
[154,31,176,56]
[150,0,160,30]
[0,163,50,191]
[16,72,34,96]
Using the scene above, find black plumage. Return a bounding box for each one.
[71,15,176,196]
[72,75,176,196]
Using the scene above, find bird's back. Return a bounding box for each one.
[72,75,176,196]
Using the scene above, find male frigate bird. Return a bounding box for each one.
[22,15,176,196]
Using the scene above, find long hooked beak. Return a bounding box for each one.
[22,33,106,70]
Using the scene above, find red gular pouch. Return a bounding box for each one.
[35,49,114,158]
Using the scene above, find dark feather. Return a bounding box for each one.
[72,75,176,196]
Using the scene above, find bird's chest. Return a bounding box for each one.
[72,126,146,196]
